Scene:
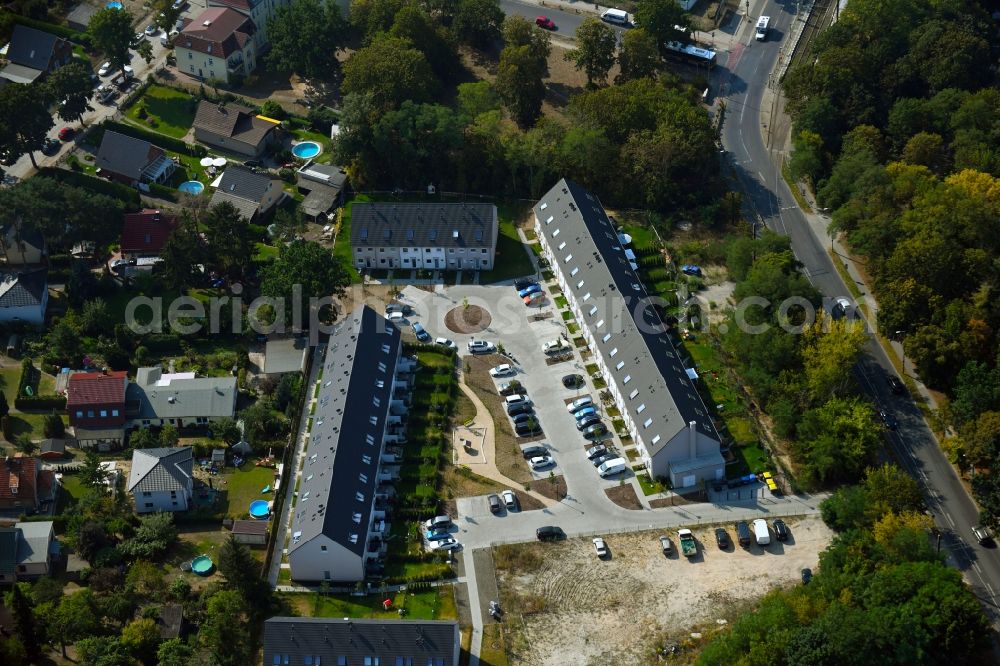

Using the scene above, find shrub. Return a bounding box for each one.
[148,183,178,202]
[259,100,287,120]
[36,169,141,208]
[15,395,67,411]
[307,105,339,133]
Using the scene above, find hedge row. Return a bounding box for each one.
[11,16,91,48]
[143,333,182,353]
[15,395,67,411]
[17,359,39,398]
[37,168,140,208]
[148,183,178,202]
[101,120,207,157]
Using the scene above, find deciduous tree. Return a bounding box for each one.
[634,0,688,59]
[452,0,503,48]
[564,18,616,87]
[267,0,347,78]
[616,28,659,83]
[496,44,546,128]
[341,35,437,112]
[46,61,94,124]
[0,82,53,168]
[89,8,135,76]
[260,240,350,327]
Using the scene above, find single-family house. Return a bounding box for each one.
[0,24,73,86]
[287,306,408,583]
[296,162,348,220]
[0,455,40,511]
[66,3,98,31]
[127,446,194,513]
[193,100,279,157]
[534,179,725,488]
[126,367,237,428]
[0,268,47,325]
[210,165,285,222]
[0,521,59,582]
[263,618,461,666]
[67,370,127,450]
[175,7,257,85]
[231,519,268,545]
[350,203,498,272]
[2,225,45,265]
[121,209,178,259]
[207,0,291,50]
[96,130,176,187]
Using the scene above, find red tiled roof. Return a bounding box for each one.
[178,7,255,59]
[67,371,128,407]
[0,455,38,503]
[122,209,178,254]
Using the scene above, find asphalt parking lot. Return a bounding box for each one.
[398,284,630,505]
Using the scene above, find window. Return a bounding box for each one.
[188,52,192,59]
[552,228,561,237]
[596,319,605,328]
[75,411,83,418]
[643,418,653,428]
[609,347,618,357]
[602,333,612,342]
[482,248,488,254]
[564,253,573,263]
[629,389,639,400]
[570,267,579,277]
[320,545,327,552]
[637,404,646,413]
[87,410,94,418]
[143,492,152,497]
[338,659,346,666]
[615,361,624,370]
[100,410,107,418]
[396,659,404,666]
[112,409,119,417]
[144,502,153,508]
[623,375,632,384]
[324,571,331,579]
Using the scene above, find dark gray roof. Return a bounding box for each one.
[193,100,277,146]
[7,24,63,71]
[96,131,162,180]
[127,368,237,420]
[298,162,348,190]
[350,203,497,249]
[534,179,719,458]
[128,447,193,494]
[39,439,65,454]
[288,306,400,559]
[0,526,16,575]
[0,269,47,308]
[215,165,275,201]
[263,617,459,666]
[157,603,184,640]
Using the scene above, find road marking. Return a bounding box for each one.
[945,511,956,528]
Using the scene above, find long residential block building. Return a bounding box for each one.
[287,306,414,582]
[350,203,498,271]
[534,179,725,488]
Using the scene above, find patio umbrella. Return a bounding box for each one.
[212,157,227,167]
[199,157,213,167]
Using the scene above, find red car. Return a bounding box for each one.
[535,16,555,30]
[57,127,75,141]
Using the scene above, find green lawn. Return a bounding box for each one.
[281,586,458,621]
[336,195,368,283]
[254,242,280,262]
[220,462,276,518]
[124,84,196,139]
[290,128,332,164]
[0,367,20,405]
[621,224,660,252]
[636,473,668,496]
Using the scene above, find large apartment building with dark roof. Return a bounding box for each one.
[287,306,414,582]
[350,203,498,271]
[534,179,725,489]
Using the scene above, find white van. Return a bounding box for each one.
[598,457,627,478]
[601,8,630,25]
[387,311,406,324]
[755,16,770,41]
[752,518,770,546]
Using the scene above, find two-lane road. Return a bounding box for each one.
[499,0,628,39]
[720,0,1000,626]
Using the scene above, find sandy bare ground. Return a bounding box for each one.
[494,515,834,666]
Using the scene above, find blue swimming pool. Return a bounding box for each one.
[291,141,321,159]
[249,500,270,519]
[178,180,204,195]
[106,1,123,8]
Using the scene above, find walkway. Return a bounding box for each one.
[267,344,324,587]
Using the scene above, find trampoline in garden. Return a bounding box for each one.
[191,555,214,576]
[249,500,270,519]
[178,180,204,195]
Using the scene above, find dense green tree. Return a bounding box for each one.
[0,392,8,419]
[205,201,254,280]
[4,584,40,661]
[267,0,347,78]
[13,434,36,455]
[616,29,660,83]
[564,18,616,87]
[152,0,184,33]
[76,636,137,666]
[240,399,278,445]
[48,589,101,658]
[88,8,135,76]
[370,101,464,187]
[456,81,500,118]
[795,397,883,485]
[390,3,458,81]
[211,416,242,444]
[45,61,94,124]
[156,213,205,293]
[260,240,350,327]
[156,639,195,666]
[79,450,110,489]
[634,0,688,59]
[502,15,551,58]
[121,618,161,664]
[0,635,27,666]
[452,0,504,48]
[349,0,407,40]
[199,590,251,666]
[119,512,177,560]
[0,82,53,168]
[496,44,546,129]
[341,35,437,112]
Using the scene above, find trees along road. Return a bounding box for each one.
[719,0,1000,627]
[499,0,629,39]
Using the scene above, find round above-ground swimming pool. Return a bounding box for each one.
[249,500,270,519]
[178,180,204,195]
[191,556,214,576]
[291,141,321,159]
[106,1,123,8]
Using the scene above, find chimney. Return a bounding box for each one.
[688,421,697,459]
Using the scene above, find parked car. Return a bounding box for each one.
[501,489,519,511]
[582,423,608,439]
[681,264,702,276]
[57,127,75,141]
[490,364,514,377]
[878,409,898,430]
[171,0,185,9]
[98,61,112,76]
[521,444,547,459]
[498,381,523,396]
[386,303,413,316]
[973,525,994,545]
[517,284,542,298]
[40,138,60,155]
[513,278,535,290]
[567,396,594,413]
[773,519,789,541]
[430,537,460,551]
[516,422,542,437]
[536,525,564,541]
[511,413,536,425]
[468,339,495,354]
[714,528,731,549]
[425,515,452,530]
[535,15,556,29]
[412,322,430,342]
[573,406,597,421]
[425,529,452,542]
[144,24,159,36]
[586,445,607,460]
[887,374,905,395]
[488,494,501,514]
[591,453,616,467]
[507,403,533,417]
[562,374,584,389]
[576,415,603,431]
[735,521,752,547]
[435,337,456,350]
[593,537,608,558]
[505,394,530,408]
[659,535,673,555]
[131,32,144,47]
[543,339,569,354]
[529,455,553,470]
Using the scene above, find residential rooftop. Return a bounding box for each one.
[350,202,497,249]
